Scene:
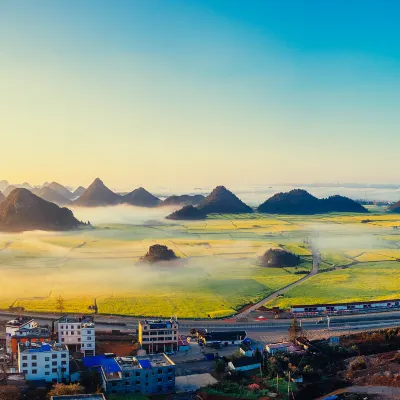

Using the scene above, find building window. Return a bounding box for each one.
[61,361,66,365]
[45,365,50,369]
[23,370,28,374]
[125,381,129,386]
[158,369,162,374]
[112,383,117,387]
[61,368,66,372]
[158,378,162,382]
[125,373,130,378]
[168,376,173,381]
[78,338,81,342]
[167,368,173,373]
[52,362,57,366]
[32,370,37,374]
[71,331,74,335]
[22,363,27,367]
[135,381,140,385]
[32,363,37,367]
[61,354,66,358]
[45,357,50,361]
[52,368,57,373]
[45,372,50,376]
[87,337,92,340]
[62,338,65,342]
[87,344,91,348]
[22,356,27,360]
[31,355,37,360]
[52,354,57,359]
[136,372,140,377]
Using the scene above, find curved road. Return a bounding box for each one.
[235,246,320,317]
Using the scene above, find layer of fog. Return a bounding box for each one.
[305,222,386,251]
[69,204,179,226]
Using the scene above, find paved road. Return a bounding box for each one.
[235,246,320,317]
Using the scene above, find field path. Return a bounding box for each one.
[234,246,320,318]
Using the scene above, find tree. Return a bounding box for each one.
[288,318,304,342]
[214,359,226,374]
[56,295,65,314]
[48,383,84,398]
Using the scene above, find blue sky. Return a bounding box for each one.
[1,0,399,189]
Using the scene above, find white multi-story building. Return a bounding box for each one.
[6,316,37,353]
[18,341,69,383]
[56,316,95,357]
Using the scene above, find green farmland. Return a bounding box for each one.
[1,207,400,318]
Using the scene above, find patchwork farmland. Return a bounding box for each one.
[1,208,400,318]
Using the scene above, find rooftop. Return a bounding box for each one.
[230,357,261,368]
[266,342,291,350]
[117,354,175,370]
[83,353,174,381]
[58,315,94,324]
[139,318,178,329]
[292,298,400,309]
[6,316,35,328]
[201,331,247,341]
[14,326,51,338]
[18,341,68,353]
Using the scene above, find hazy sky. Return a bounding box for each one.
[1,0,400,190]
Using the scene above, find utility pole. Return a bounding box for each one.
[276,373,279,393]
[287,371,291,399]
[327,315,331,330]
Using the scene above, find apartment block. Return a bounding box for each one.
[83,353,175,396]
[56,316,95,357]
[18,341,69,383]
[138,319,179,354]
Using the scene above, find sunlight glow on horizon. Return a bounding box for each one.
[1,0,400,188]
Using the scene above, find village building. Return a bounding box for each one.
[83,353,175,395]
[197,330,247,346]
[138,319,179,354]
[18,341,69,383]
[6,316,37,353]
[10,326,52,358]
[56,316,95,357]
[228,357,261,373]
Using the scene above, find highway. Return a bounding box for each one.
[2,311,400,345]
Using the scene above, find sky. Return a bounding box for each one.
[1,0,400,190]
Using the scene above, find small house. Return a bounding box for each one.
[228,357,261,372]
[265,342,291,355]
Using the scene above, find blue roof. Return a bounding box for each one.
[138,359,152,369]
[83,355,121,373]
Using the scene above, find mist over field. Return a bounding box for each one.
[69,204,178,225]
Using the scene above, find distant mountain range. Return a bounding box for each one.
[31,186,71,206]
[0,189,82,232]
[198,186,253,214]
[44,182,75,200]
[73,178,121,207]
[122,187,161,207]
[160,194,205,207]
[257,189,368,214]
[166,205,207,220]
[0,191,5,205]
